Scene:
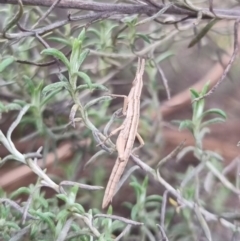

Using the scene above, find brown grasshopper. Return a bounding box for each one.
[101,58,145,209]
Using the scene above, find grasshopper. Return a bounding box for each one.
[102,58,145,209]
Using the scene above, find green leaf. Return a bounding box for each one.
[192,84,210,120]
[194,205,212,241]
[78,49,90,70]
[47,37,72,47]
[37,196,49,209]
[30,223,38,237]
[0,81,15,87]
[145,201,161,209]
[70,39,82,74]
[68,185,79,205]
[123,202,133,210]
[32,81,44,107]
[195,99,205,120]
[188,19,218,48]
[191,91,205,120]
[142,176,148,189]
[122,15,138,25]
[155,51,174,63]
[56,209,69,221]
[179,120,194,132]
[5,221,20,230]
[41,48,70,70]
[101,212,112,231]
[0,56,15,72]
[129,182,142,199]
[201,82,210,95]
[58,73,69,82]
[190,88,200,99]
[23,75,35,93]
[88,28,101,38]
[107,205,113,215]
[201,108,227,119]
[0,102,22,113]
[9,187,30,199]
[145,195,163,203]
[136,34,151,43]
[76,83,108,91]
[171,120,182,126]
[71,203,85,214]
[56,194,68,203]
[41,88,64,107]
[77,28,86,42]
[106,24,119,37]
[69,104,78,126]
[55,210,69,239]
[76,71,92,89]
[201,118,226,128]
[130,205,139,220]
[32,211,55,233]
[84,96,112,110]
[42,82,68,96]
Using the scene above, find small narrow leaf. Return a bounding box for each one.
[78,49,90,70]
[188,19,218,48]
[179,120,194,132]
[42,82,68,96]
[142,176,148,189]
[87,28,101,38]
[204,172,215,193]
[76,71,92,89]
[136,34,151,43]
[47,37,72,47]
[194,205,212,241]
[9,187,30,199]
[41,48,70,70]
[155,51,174,63]
[0,102,22,113]
[76,83,108,91]
[201,118,226,128]
[32,211,55,233]
[41,88,64,107]
[84,96,112,110]
[195,99,205,120]
[0,56,15,72]
[58,73,69,82]
[70,39,81,73]
[201,82,210,95]
[190,88,200,99]
[145,195,163,203]
[201,108,227,119]
[71,203,85,213]
[69,104,78,127]
[56,194,68,203]
[77,28,86,42]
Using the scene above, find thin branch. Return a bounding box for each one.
[144,0,161,8]
[194,19,240,102]
[31,0,62,29]
[2,0,240,20]
[153,58,171,100]
[157,224,169,241]
[94,214,143,226]
[160,190,169,228]
[16,49,72,66]
[2,0,23,37]
[3,12,108,39]
[131,154,240,232]
[208,0,216,16]
[115,224,131,241]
